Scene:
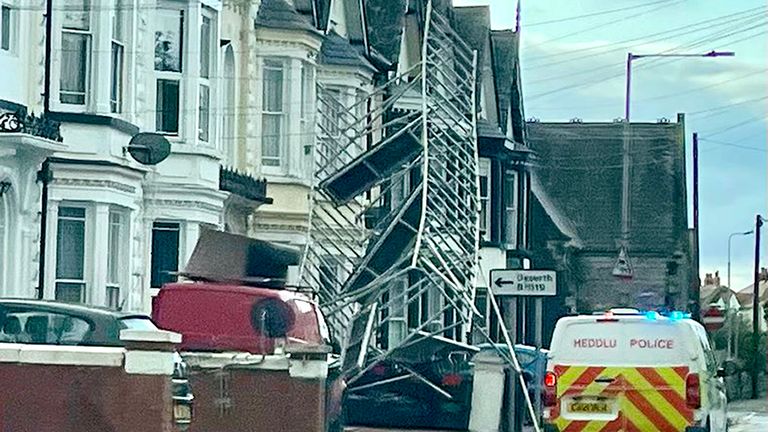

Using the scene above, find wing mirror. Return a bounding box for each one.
[719,360,738,377]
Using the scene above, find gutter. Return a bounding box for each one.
[38,0,53,299]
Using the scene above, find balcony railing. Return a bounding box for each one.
[219,166,270,203]
[0,110,62,142]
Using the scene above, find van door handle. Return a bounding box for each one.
[595,377,615,383]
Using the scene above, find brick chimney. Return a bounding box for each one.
[704,273,714,285]
[761,267,768,281]
[714,271,721,287]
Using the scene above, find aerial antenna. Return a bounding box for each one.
[515,0,521,32]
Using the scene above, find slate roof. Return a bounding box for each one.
[452,6,491,72]
[491,29,525,144]
[527,119,688,255]
[255,0,316,32]
[320,31,375,70]
[364,0,408,64]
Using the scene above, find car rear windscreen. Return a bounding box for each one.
[552,320,694,366]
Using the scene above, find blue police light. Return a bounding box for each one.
[668,311,691,320]
[645,311,658,320]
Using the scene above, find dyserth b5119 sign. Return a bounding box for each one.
[490,269,557,296]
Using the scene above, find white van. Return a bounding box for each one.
[542,309,729,432]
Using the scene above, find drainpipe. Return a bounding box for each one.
[37,160,52,299]
[38,0,53,299]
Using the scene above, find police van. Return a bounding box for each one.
[543,308,729,432]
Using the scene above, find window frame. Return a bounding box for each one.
[1,3,14,53]
[198,11,213,143]
[54,206,88,304]
[261,58,287,170]
[478,158,491,242]
[59,4,93,106]
[504,169,519,249]
[0,192,7,292]
[154,7,185,135]
[109,0,126,113]
[106,210,126,309]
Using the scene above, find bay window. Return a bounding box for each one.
[300,62,314,153]
[55,207,87,303]
[262,59,285,167]
[155,8,184,133]
[60,0,91,105]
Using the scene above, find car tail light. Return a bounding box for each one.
[544,371,557,407]
[441,373,463,387]
[686,373,701,409]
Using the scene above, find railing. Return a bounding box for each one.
[0,110,62,142]
[219,166,269,203]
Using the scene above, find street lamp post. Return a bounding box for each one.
[624,50,735,121]
[729,230,754,359]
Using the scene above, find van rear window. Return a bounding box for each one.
[553,321,693,366]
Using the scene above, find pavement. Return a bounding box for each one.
[728,398,768,431]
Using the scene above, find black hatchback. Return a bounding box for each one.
[0,298,159,346]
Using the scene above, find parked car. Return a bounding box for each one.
[343,332,479,430]
[0,298,160,346]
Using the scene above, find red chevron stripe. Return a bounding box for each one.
[672,366,689,380]
[597,415,624,432]
[635,368,693,421]
[570,367,607,388]
[562,420,589,432]
[625,418,643,432]
[625,390,678,432]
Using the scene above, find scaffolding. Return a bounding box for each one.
[300,2,540,429]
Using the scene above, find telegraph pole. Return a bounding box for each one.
[751,214,764,399]
[691,133,701,321]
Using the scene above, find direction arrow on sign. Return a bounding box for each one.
[490,269,557,296]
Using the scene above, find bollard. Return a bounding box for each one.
[469,350,507,432]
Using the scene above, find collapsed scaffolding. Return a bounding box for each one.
[299,1,540,430]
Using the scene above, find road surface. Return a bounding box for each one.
[728,398,768,432]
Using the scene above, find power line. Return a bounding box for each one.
[700,116,767,137]
[524,0,676,27]
[524,6,766,66]
[699,138,766,152]
[688,95,768,116]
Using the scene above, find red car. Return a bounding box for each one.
[152,283,330,354]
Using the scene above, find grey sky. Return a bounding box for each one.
[455,0,767,291]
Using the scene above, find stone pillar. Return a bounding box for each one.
[468,350,506,432]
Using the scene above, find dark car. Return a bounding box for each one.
[0,298,160,346]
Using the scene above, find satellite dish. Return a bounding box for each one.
[125,132,171,165]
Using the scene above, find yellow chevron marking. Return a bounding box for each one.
[558,366,588,397]
[578,367,623,397]
[655,367,685,397]
[622,369,689,430]
[621,394,660,432]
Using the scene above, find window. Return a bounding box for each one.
[55,207,86,303]
[504,170,518,248]
[155,8,184,133]
[262,59,285,167]
[110,0,125,113]
[1,5,12,52]
[223,45,236,163]
[479,158,491,241]
[198,14,212,142]
[300,62,314,153]
[156,79,180,133]
[60,0,92,105]
[0,310,92,345]
[106,211,124,309]
[150,222,180,288]
[199,84,210,141]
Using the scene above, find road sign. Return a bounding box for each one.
[490,269,557,296]
[702,306,725,332]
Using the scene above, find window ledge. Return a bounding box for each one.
[47,111,140,136]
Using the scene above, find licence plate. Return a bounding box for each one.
[568,400,611,414]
